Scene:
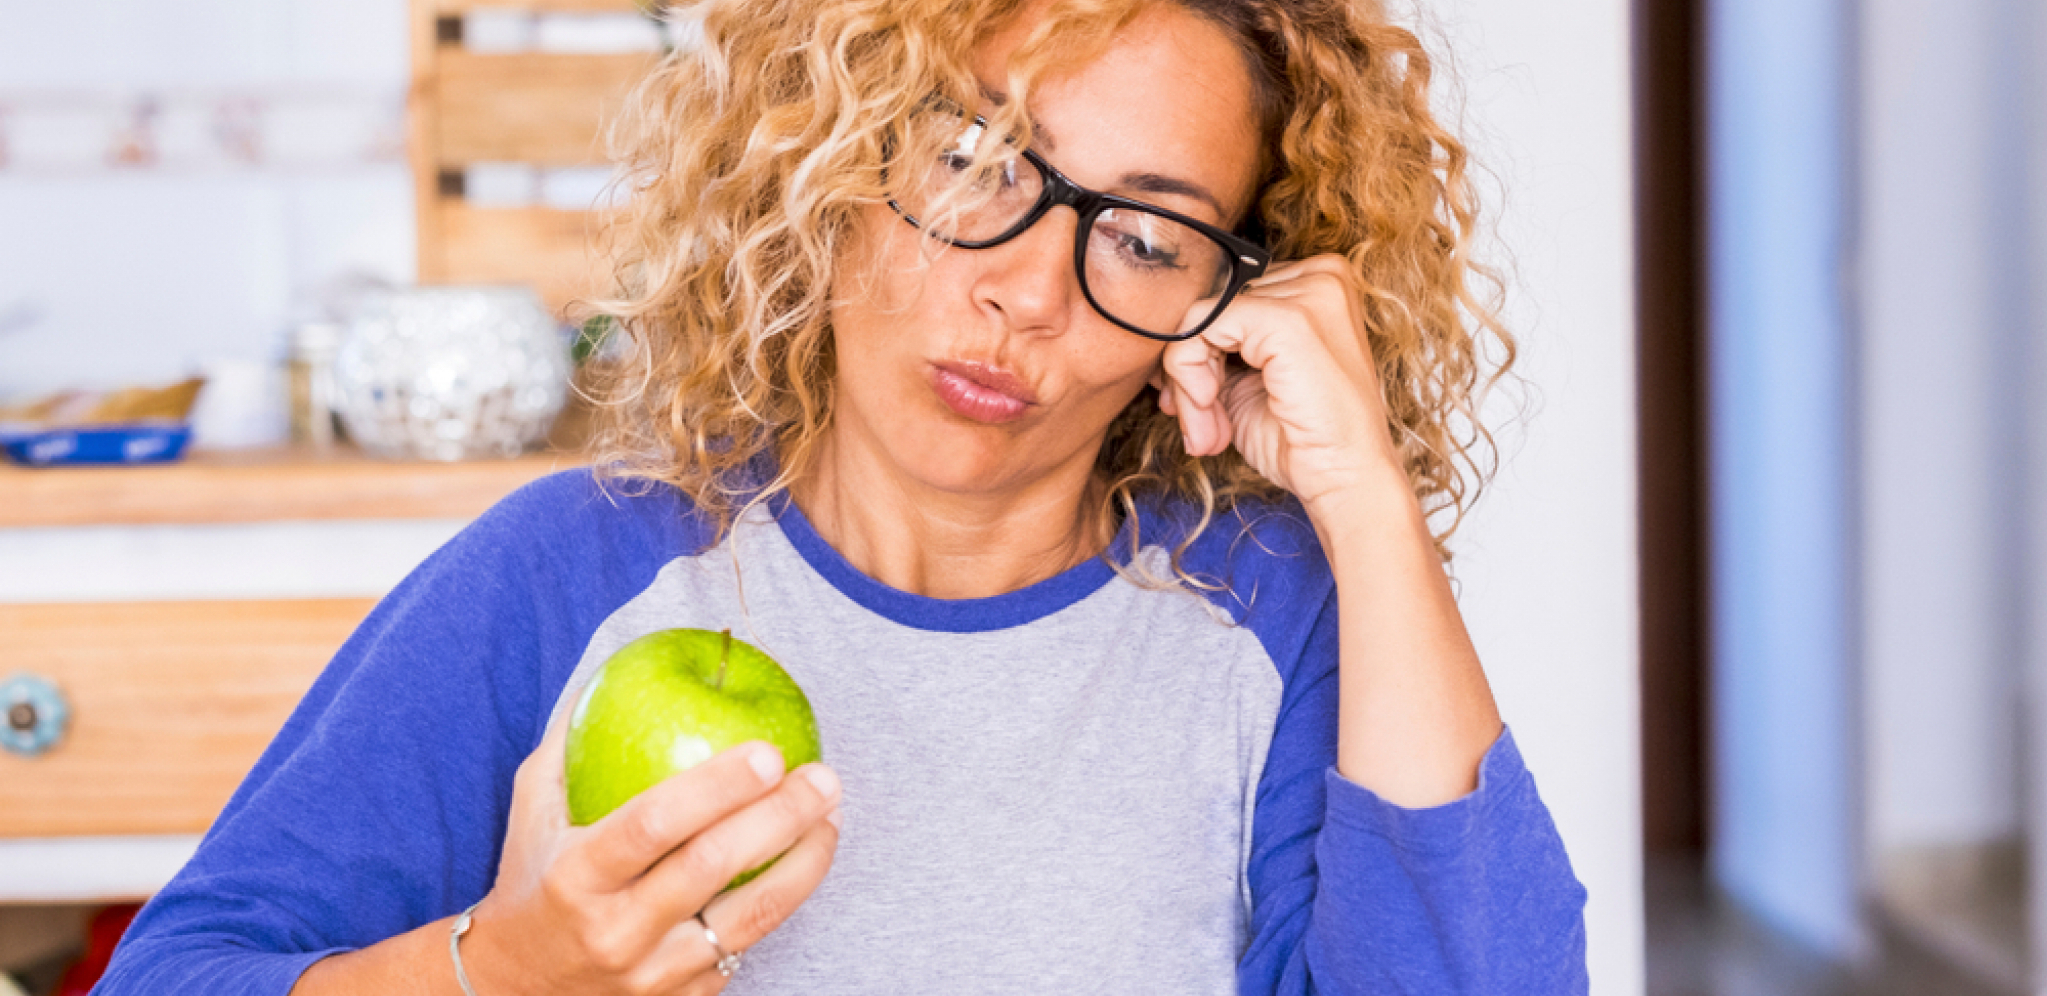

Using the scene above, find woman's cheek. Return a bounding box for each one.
[1053,345,1165,440]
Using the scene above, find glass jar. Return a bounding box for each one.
[332,287,570,461]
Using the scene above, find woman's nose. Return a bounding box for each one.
[970,208,1082,335]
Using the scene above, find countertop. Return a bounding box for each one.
[0,446,581,528]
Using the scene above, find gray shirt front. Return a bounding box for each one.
[551,500,1284,993]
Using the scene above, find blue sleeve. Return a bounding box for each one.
[1217,518,1588,994]
[94,472,676,996]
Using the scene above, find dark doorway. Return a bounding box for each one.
[1635,0,1708,856]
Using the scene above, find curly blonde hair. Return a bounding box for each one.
[584,0,1512,569]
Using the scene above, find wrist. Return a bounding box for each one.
[288,908,483,996]
[449,903,483,996]
[450,898,522,996]
[1301,463,1433,566]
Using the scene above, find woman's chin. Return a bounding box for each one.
[873,421,1051,497]
[902,446,1030,496]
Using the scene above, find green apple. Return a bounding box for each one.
[565,628,823,888]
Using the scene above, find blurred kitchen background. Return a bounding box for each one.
[0,0,2041,992]
[1639,0,2047,989]
[0,0,691,401]
[0,3,679,993]
[1,0,419,400]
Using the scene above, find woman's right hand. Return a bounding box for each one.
[462,705,843,994]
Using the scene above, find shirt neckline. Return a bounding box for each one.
[766,490,1131,633]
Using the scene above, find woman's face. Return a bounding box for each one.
[827,2,1262,500]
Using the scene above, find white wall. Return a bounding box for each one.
[1419,1,1644,993]
[1861,0,2047,974]
[1860,0,2028,859]
[0,0,414,398]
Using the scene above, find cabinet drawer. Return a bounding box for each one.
[0,600,373,838]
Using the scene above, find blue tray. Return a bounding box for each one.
[0,422,194,466]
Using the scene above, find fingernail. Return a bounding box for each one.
[826,809,843,830]
[748,744,785,786]
[802,764,841,801]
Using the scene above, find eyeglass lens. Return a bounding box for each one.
[891,108,1236,338]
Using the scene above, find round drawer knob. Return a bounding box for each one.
[1,673,70,758]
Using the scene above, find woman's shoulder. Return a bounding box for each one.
[371,467,729,661]
[457,465,725,568]
[1136,489,1327,567]
[1133,490,1334,624]
[485,465,701,525]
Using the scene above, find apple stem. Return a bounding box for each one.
[716,628,731,691]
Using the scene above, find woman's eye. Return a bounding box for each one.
[1092,209,1187,271]
[1103,229,1182,269]
[1129,238,1179,268]
[935,155,1023,194]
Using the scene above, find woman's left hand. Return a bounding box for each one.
[1159,255,1501,809]
[1152,254,1402,517]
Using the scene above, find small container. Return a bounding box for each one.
[188,358,289,451]
[289,322,344,450]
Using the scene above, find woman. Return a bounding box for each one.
[99,0,1587,992]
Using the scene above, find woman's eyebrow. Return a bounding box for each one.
[1120,173,1226,221]
[974,83,1224,218]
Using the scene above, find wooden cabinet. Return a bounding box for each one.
[0,600,371,839]
[0,449,571,900]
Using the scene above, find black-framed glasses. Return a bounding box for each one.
[885,103,1270,342]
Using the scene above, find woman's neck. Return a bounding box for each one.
[788,430,1115,600]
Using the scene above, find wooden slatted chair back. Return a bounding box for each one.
[408,0,659,316]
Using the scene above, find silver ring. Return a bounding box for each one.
[695,914,743,978]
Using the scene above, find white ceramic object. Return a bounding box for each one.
[334,286,569,461]
[188,356,290,451]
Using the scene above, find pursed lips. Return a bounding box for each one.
[938,360,1039,403]
[928,360,1039,424]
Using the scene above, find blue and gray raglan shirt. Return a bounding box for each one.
[97,469,1588,995]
